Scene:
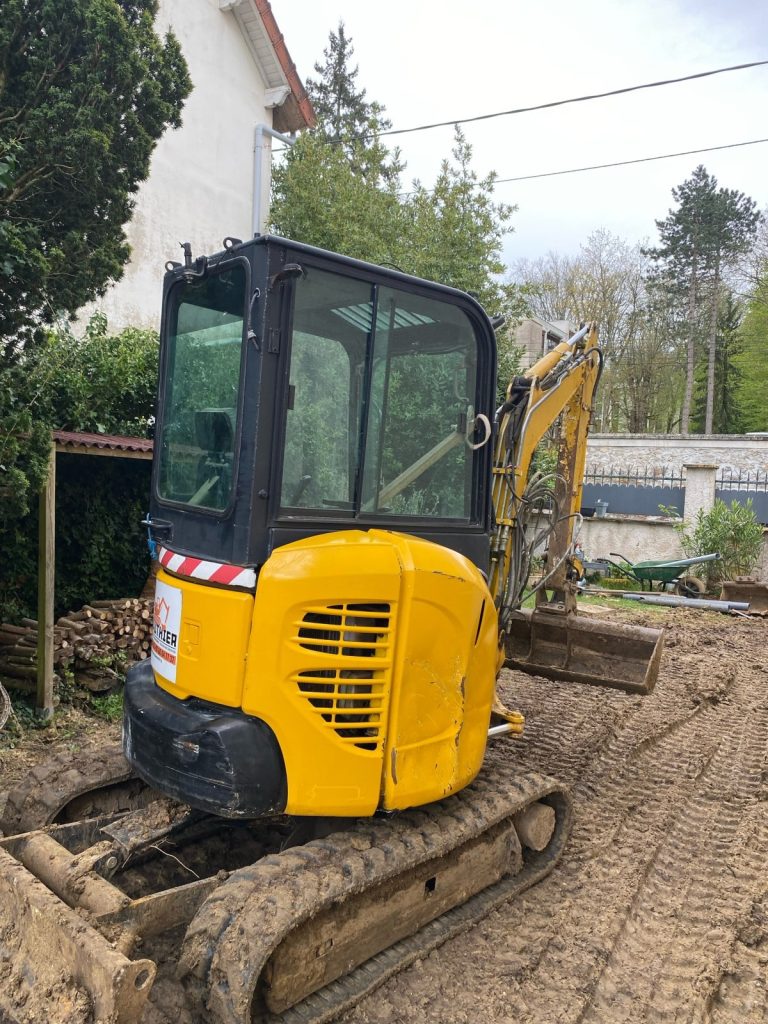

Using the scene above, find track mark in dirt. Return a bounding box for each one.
[708,890,768,1024]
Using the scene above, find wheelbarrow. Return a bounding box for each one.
[601,552,721,597]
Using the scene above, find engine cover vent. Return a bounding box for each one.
[293,603,392,751]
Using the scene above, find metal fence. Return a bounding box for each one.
[715,469,768,524]
[580,465,768,523]
[581,466,685,518]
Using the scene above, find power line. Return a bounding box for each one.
[393,136,768,198]
[275,59,768,152]
[494,136,768,185]
[374,60,768,140]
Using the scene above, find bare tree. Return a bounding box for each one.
[512,231,651,430]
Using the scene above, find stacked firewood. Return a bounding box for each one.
[0,598,152,695]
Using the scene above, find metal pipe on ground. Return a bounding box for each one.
[617,593,749,612]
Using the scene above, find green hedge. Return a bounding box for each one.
[0,454,151,622]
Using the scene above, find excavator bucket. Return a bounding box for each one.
[504,607,664,695]
[0,842,156,1024]
[719,578,768,614]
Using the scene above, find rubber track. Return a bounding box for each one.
[180,769,571,1024]
[0,739,137,835]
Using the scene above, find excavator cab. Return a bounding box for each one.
[150,237,496,571]
[131,236,504,819]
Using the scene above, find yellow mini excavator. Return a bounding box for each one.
[0,236,664,1024]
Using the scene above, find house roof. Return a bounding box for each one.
[220,0,315,132]
[53,430,153,459]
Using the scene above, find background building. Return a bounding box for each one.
[82,0,314,330]
[512,316,575,369]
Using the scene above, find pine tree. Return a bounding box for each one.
[645,166,758,434]
[645,166,716,433]
[305,22,402,185]
[691,292,744,433]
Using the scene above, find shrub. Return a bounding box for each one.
[676,499,763,587]
[0,314,157,622]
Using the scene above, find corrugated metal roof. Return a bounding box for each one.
[53,430,153,453]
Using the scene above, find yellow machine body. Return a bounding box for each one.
[153,529,499,816]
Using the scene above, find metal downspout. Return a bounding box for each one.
[253,124,296,236]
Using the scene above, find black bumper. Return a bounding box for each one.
[123,661,287,818]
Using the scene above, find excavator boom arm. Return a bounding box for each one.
[489,322,664,696]
[489,323,601,616]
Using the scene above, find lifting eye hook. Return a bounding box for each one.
[466,413,492,450]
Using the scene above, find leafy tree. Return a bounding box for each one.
[0,0,189,548]
[614,289,685,433]
[700,186,759,432]
[514,232,658,430]
[271,132,404,266]
[0,315,158,622]
[691,293,744,434]
[403,129,518,317]
[734,261,768,431]
[32,313,158,437]
[512,249,576,324]
[497,337,524,405]
[0,0,191,348]
[0,313,157,523]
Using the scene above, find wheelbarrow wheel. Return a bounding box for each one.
[675,575,707,598]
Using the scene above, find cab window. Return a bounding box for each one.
[279,268,483,523]
[280,269,373,510]
[361,288,478,519]
[157,265,246,511]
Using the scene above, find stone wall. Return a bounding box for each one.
[579,516,682,565]
[586,434,768,475]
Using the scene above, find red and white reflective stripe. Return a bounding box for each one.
[158,546,257,590]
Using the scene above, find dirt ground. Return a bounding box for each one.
[1,605,767,1024]
[346,607,768,1024]
[0,706,120,803]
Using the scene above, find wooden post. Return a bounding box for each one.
[36,440,56,719]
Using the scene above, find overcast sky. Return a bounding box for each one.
[270,0,768,268]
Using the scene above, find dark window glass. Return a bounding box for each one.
[157,266,246,510]
[361,288,478,519]
[280,269,373,510]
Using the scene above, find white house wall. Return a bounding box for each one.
[82,0,277,332]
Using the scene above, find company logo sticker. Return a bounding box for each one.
[151,579,182,683]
